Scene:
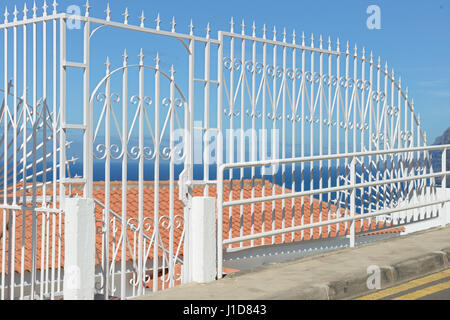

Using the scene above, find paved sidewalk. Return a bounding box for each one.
[135,226,450,300]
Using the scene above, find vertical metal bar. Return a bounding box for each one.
[104,58,111,299]
[168,66,175,288]
[326,42,332,237]
[51,12,60,295]
[239,35,245,247]
[290,37,297,242]
[1,21,8,301]
[153,54,161,293]
[343,44,349,234]
[20,17,28,300]
[228,32,234,249]
[261,33,267,245]
[30,14,38,300]
[309,36,315,239]
[300,36,306,240]
[335,42,341,235]
[281,36,286,243]
[120,50,128,300]
[318,38,323,239]
[271,36,277,244]
[250,30,256,247]
[367,54,374,227]
[137,50,144,295]
[360,51,366,218]
[217,31,224,278]
[59,16,66,214]
[375,58,381,215]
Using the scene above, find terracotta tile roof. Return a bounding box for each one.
[0,180,403,276]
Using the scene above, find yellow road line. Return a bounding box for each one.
[356,269,450,300]
[393,280,450,300]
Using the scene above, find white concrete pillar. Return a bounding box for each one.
[63,197,95,300]
[189,197,216,283]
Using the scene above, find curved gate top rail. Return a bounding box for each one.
[0,0,436,301]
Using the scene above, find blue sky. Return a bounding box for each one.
[2,0,450,143]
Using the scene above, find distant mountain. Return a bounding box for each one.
[431,126,450,187]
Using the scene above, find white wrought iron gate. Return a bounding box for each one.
[0,1,447,300]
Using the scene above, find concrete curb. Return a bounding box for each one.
[254,247,450,300]
[314,247,450,300]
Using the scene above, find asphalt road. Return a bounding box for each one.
[356,269,450,300]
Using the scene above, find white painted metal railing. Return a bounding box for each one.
[216,144,450,278]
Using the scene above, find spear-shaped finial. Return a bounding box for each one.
[354,43,357,56]
[370,51,374,63]
[319,34,323,49]
[302,32,306,46]
[377,56,381,67]
[84,0,91,17]
[138,48,145,65]
[206,22,211,39]
[140,11,146,27]
[13,5,18,21]
[241,19,245,35]
[229,17,234,33]
[328,36,331,50]
[154,52,160,68]
[122,8,129,24]
[345,41,349,54]
[169,64,175,80]
[4,7,9,23]
[385,61,388,72]
[273,26,277,41]
[155,13,162,30]
[283,28,287,43]
[189,19,194,35]
[170,64,176,78]
[23,3,28,20]
[310,33,314,48]
[105,3,111,21]
[32,1,37,18]
[170,16,176,32]
[292,29,297,44]
[362,46,366,59]
[262,24,267,39]
[252,21,256,37]
[52,0,58,14]
[42,0,48,16]
[336,37,340,51]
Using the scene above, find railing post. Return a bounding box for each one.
[441,147,448,227]
[350,156,356,247]
[63,197,95,300]
[189,197,217,283]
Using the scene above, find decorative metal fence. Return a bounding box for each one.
[0,1,448,300]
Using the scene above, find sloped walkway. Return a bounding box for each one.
[135,225,450,300]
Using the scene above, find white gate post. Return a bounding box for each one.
[63,197,95,300]
[189,197,216,283]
